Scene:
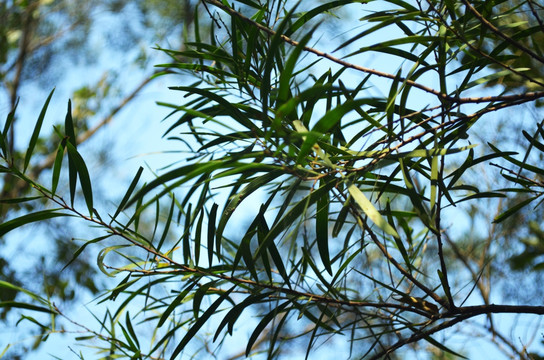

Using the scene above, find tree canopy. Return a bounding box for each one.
[2,0,544,359]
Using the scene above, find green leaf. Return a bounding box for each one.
[194,208,204,266]
[66,106,77,207]
[208,203,219,265]
[286,0,360,36]
[493,195,538,223]
[65,99,76,146]
[125,312,140,348]
[214,292,273,341]
[51,139,66,195]
[127,161,234,209]
[96,245,127,277]
[24,89,55,173]
[0,301,56,314]
[66,142,93,215]
[0,280,52,306]
[246,301,290,356]
[2,98,17,139]
[522,129,544,154]
[348,183,399,238]
[316,182,332,275]
[170,286,235,359]
[0,98,17,157]
[62,234,112,272]
[421,332,467,358]
[216,170,284,241]
[0,196,42,204]
[278,26,317,103]
[193,282,215,320]
[112,166,144,222]
[157,282,196,328]
[183,203,192,264]
[259,179,336,252]
[157,196,175,252]
[0,210,69,237]
[489,143,544,176]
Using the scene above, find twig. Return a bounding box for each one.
[461,0,544,65]
[203,0,544,105]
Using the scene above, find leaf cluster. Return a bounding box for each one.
[2,0,544,359]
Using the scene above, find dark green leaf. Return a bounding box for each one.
[24,89,55,173]
[158,282,196,328]
[316,182,332,275]
[494,195,538,223]
[66,142,93,215]
[209,203,219,265]
[246,301,290,356]
[112,166,144,222]
[170,286,235,359]
[0,210,69,237]
[0,301,56,314]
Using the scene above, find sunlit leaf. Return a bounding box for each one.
[348,183,399,238]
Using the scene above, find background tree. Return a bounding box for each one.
[0,0,197,357]
[2,0,544,359]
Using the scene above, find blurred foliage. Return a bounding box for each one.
[483,0,544,92]
[0,0,197,357]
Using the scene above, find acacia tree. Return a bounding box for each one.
[2,0,544,359]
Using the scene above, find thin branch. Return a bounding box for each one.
[204,0,544,105]
[527,0,544,33]
[368,315,470,360]
[35,183,433,319]
[424,0,544,90]
[344,193,446,308]
[435,141,454,309]
[461,0,544,65]
[105,265,430,317]
[370,301,544,360]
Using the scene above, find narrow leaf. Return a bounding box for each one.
[209,203,219,264]
[348,184,399,238]
[246,301,290,356]
[51,139,66,195]
[112,166,144,222]
[494,196,538,223]
[316,186,332,275]
[158,282,196,328]
[0,301,56,314]
[0,210,69,237]
[24,89,55,173]
[170,286,235,359]
[66,142,93,215]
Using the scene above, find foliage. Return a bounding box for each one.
[2,0,544,359]
[0,0,195,355]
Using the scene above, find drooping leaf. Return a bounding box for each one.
[66,142,93,215]
[0,210,69,237]
[316,181,332,275]
[170,286,235,359]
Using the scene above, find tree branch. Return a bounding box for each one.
[204,0,544,105]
